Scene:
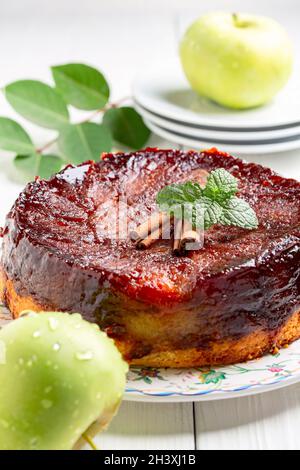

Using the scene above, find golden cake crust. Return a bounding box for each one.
[2,270,300,368]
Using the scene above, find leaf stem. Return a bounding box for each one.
[36,137,58,154]
[82,432,98,450]
[77,108,104,125]
[35,95,132,155]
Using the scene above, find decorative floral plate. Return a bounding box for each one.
[125,340,300,402]
[2,307,300,403]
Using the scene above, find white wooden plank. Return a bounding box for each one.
[195,383,300,450]
[81,401,195,450]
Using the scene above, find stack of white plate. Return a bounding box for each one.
[133,67,300,155]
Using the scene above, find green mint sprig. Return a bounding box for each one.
[156,168,258,230]
[0,63,151,181]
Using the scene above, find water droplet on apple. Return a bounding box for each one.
[52,342,61,352]
[75,351,93,361]
[72,313,82,320]
[41,399,53,409]
[29,437,39,448]
[0,419,9,429]
[48,317,59,331]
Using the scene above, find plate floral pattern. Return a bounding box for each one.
[125,339,300,401]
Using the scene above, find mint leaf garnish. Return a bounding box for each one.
[219,196,258,229]
[201,197,224,229]
[156,181,202,207]
[156,168,258,231]
[203,168,238,201]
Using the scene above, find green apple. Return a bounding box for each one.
[180,11,293,109]
[0,311,128,450]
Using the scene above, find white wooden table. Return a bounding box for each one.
[1,0,300,450]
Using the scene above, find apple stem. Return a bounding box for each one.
[82,432,99,450]
[232,13,238,24]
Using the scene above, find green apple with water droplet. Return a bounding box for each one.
[180,11,293,109]
[0,312,128,450]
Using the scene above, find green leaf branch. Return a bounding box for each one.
[0,63,151,181]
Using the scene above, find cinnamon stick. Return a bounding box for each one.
[130,212,169,241]
[135,212,171,249]
[173,218,183,255]
[179,219,201,253]
[132,211,201,254]
[136,225,162,250]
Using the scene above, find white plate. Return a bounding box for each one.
[125,339,300,402]
[133,67,300,130]
[145,119,300,155]
[135,101,300,141]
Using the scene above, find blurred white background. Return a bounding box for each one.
[1,0,299,93]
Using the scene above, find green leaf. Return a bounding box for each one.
[0,117,35,153]
[5,80,69,129]
[180,202,204,229]
[103,106,150,149]
[58,122,112,164]
[156,181,202,208]
[171,199,223,229]
[200,197,223,229]
[157,183,223,229]
[52,63,110,110]
[219,196,259,229]
[156,168,258,231]
[38,154,64,179]
[14,153,64,181]
[14,154,39,180]
[203,168,238,201]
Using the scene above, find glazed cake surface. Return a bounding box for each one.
[1,148,300,367]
